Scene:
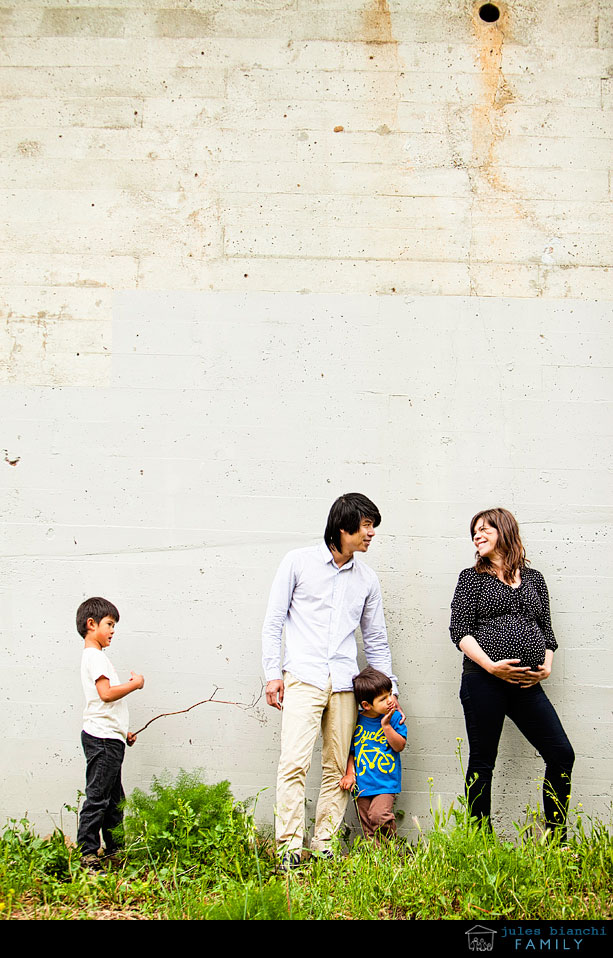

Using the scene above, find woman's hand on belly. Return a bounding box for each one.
[460,636,531,683]
[459,636,553,687]
[516,652,553,688]
[489,658,532,683]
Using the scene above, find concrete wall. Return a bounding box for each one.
[1,0,611,840]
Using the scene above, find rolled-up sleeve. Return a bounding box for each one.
[449,568,480,648]
[261,552,296,682]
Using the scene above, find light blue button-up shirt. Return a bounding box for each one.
[262,541,397,694]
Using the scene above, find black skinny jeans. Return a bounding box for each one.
[77,731,126,855]
[460,670,575,838]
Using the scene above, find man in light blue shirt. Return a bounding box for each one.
[262,493,399,866]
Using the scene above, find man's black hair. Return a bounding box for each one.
[352,666,392,707]
[76,596,120,638]
[324,492,381,553]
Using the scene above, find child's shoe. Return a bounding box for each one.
[81,852,104,875]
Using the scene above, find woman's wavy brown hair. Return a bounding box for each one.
[470,508,528,584]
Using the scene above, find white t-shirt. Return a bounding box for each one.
[81,647,129,742]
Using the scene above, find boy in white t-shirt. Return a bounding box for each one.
[76,597,144,869]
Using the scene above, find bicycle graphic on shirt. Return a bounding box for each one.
[355,742,397,776]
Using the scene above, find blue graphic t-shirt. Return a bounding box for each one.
[351,710,407,797]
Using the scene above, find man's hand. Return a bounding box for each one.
[265,679,284,710]
[127,732,137,747]
[391,695,405,724]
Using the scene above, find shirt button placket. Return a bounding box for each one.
[328,568,339,689]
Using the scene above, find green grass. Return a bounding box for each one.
[1,772,611,921]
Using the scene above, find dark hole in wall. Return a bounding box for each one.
[479,3,500,22]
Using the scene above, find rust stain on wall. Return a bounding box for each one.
[361,0,394,43]
[469,2,558,293]
[17,140,41,157]
[359,1,404,131]
[471,2,513,191]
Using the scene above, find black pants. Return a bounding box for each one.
[460,671,575,838]
[77,731,126,855]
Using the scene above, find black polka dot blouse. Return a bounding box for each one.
[449,566,558,672]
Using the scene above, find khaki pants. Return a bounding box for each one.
[276,673,357,853]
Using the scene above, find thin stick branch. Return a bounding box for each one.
[132,683,263,737]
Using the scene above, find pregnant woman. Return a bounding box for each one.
[450,508,574,838]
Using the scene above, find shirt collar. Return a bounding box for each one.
[319,540,354,571]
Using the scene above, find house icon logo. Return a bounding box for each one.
[466,926,497,952]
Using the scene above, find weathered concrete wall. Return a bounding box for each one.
[1,1,611,839]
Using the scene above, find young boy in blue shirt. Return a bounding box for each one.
[76,597,144,869]
[340,666,407,840]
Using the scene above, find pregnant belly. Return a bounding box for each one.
[479,620,546,670]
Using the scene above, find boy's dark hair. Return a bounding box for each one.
[76,596,120,638]
[324,493,381,553]
[352,666,392,706]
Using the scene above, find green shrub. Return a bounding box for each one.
[121,770,268,885]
